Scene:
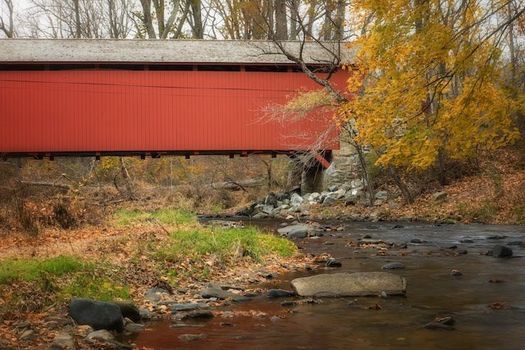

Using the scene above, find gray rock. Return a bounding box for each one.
[375,191,388,200]
[144,287,170,303]
[277,224,312,238]
[264,193,279,207]
[322,195,336,205]
[290,193,304,206]
[381,262,405,270]
[432,191,448,201]
[252,212,269,219]
[180,310,214,320]
[86,329,115,343]
[69,298,123,332]
[291,272,407,297]
[493,245,513,258]
[170,303,208,312]
[113,301,141,323]
[124,322,145,334]
[49,332,76,350]
[333,188,347,199]
[267,289,296,298]
[201,286,247,301]
[350,179,364,189]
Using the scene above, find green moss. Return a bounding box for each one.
[156,226,296,263]
[63,273,130,301]
[114,208,195,227]
[0,256,84,285]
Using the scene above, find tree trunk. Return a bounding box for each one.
[190,0,204,39]
[388,167,414,204]
[73,0,81,38]
[274,0,288,40]
[140,0,157,38]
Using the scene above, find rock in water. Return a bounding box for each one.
[381,262,405,270]
[69,298,124,332]
[493,245,513,258]
[86,329,115,343]
[291,272,407,297]
[113,301,141,323]
[267,289,296,298]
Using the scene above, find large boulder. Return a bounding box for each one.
[69,298,124,332]
[291,272,407,297]
[112,301,141,323]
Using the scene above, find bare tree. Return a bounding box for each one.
[0,0,14,38]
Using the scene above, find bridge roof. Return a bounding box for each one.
[0,39,352,66]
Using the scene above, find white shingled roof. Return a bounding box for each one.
[0,39,353,65]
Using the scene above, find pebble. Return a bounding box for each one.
[451,269,463,277]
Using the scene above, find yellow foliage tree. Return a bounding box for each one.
[342,0,521,173]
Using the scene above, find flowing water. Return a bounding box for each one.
[130,221,525,350]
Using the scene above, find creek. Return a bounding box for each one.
[130,220,525,350]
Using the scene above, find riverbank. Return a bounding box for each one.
[0,209,313,349]
[240,166,525,225]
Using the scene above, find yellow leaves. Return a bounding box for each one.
[341,0,520,170]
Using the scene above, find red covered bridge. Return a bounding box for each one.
[0,40,349,161]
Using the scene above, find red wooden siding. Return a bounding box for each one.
[0,69,347,155]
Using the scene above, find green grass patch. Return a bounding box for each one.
[62,273,130,301]
[0,256,84,285]
[115,208,195,227]
[157,226,296,263]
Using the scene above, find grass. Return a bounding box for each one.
[0,256,84,284]
[156,226,297,263]
[63,273,130,301]
[115,207,195,227]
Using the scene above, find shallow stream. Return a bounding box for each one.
[131,221,525,350]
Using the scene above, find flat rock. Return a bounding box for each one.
[381,262,405,270]
[124,322,145,334]
[201,286,248,301]
[144,287,170,303]
[267,289,296,298]
[291,272,407,297]
[171,303,208,312]
[49,332,76,350]
[86,329,115,343]
[180,310,214,320]
[277,224,316,239]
